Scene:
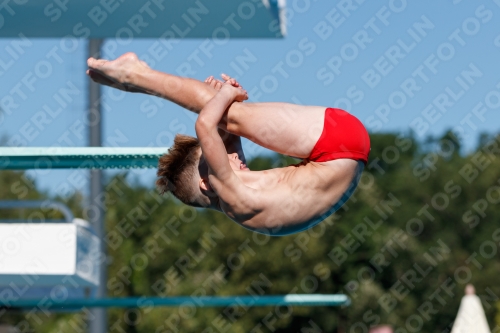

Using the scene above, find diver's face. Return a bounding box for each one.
[227,152,249,171]
[198,150,249,179]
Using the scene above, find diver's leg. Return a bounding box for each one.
[87,53,325,157]
[87,52,216,113]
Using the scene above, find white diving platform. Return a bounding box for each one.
[0,219,100,303]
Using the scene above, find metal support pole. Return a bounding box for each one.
[88,39,107,333]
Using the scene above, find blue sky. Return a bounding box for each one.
[1,0,499,196]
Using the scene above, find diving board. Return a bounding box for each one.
[1,294,350,309]
[0,202,100,307]
[0,0,286,38]
[0,219,100,302]
[0,147,167,170]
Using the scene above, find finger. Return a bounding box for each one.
[215,80,222,90]
[221,73,231,81]
[87,57,107,70]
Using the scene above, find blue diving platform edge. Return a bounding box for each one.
[0,294,351,309]
[0,147,168,170]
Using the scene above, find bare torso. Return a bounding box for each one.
[85,54,366,235]
[217,158,362,235]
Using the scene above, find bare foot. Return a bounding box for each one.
[86,52,151,93]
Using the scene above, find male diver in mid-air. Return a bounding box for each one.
[86,53,370,236]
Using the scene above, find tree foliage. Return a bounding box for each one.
[1,132,500,332]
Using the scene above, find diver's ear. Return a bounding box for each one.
[199,178,212,192]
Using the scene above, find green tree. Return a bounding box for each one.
[2,131,500,332]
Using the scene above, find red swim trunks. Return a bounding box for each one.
[309,108,370,164]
